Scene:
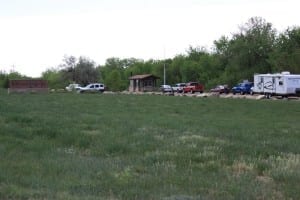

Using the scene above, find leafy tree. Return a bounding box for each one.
[74,57,99,85]
[0,70,30,88]
[270,27,300,73]
[167,55,186,84]
[60,55,77,82]
[42,68,65,89]
[213,36,230,71]
[0,71,9,88]
[98,57,141,88]
[214,17,277,85]
[7,71,26,80]
[186,46,208,62]
[105,70,124,91]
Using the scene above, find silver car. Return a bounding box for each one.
[160,85,173,93]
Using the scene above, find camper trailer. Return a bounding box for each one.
[253,72,300,97]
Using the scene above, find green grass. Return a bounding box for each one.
[0,92,300,199]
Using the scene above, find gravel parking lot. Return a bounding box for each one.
[107,91,300,101]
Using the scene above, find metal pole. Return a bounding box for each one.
[163,47,166,85]
[164,63,166,85]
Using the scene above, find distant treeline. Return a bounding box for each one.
[1,17,299,91]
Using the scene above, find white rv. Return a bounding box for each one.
[253,72,300,97]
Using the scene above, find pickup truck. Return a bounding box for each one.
[231,82,253,95]
[183,82,204,93]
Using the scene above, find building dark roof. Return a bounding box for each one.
[129,74,160,80]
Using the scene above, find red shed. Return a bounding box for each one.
[8,79,49,94]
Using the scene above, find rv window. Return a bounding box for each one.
[279,81,283,85]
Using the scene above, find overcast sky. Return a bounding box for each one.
[0,0,299,77]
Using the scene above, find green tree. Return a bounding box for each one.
[0,71,9,88]
[60,55,77,82]
[213,17,277,85]
[42,68,65,89]
[105,70,124,91]
[168,55,186,84]
[74,57,99,85]
[270,27,300,73]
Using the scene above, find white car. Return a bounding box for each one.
[65,83,81,92]
[77,83,105,93]
[172,83,186,93]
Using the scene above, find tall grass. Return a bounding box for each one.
[0,92,299,199]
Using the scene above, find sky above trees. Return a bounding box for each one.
[0,0,299,77]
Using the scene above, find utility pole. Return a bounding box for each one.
[163,47,166,85]
[164,63,166,85]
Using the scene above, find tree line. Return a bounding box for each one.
[1,17,299,91]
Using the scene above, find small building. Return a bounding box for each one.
[8,79,49,94]
[128,74,160,92]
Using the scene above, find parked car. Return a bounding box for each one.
[172,83,186,93]
[210,85,229,94]
[77,83,105,93]
[231,82,254,95]
[160,85,173,93]
[65,83,81,92]
[183,82,204,93]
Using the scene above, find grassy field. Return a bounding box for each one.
[0,91,300,199]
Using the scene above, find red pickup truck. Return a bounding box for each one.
[183,82,204,93]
